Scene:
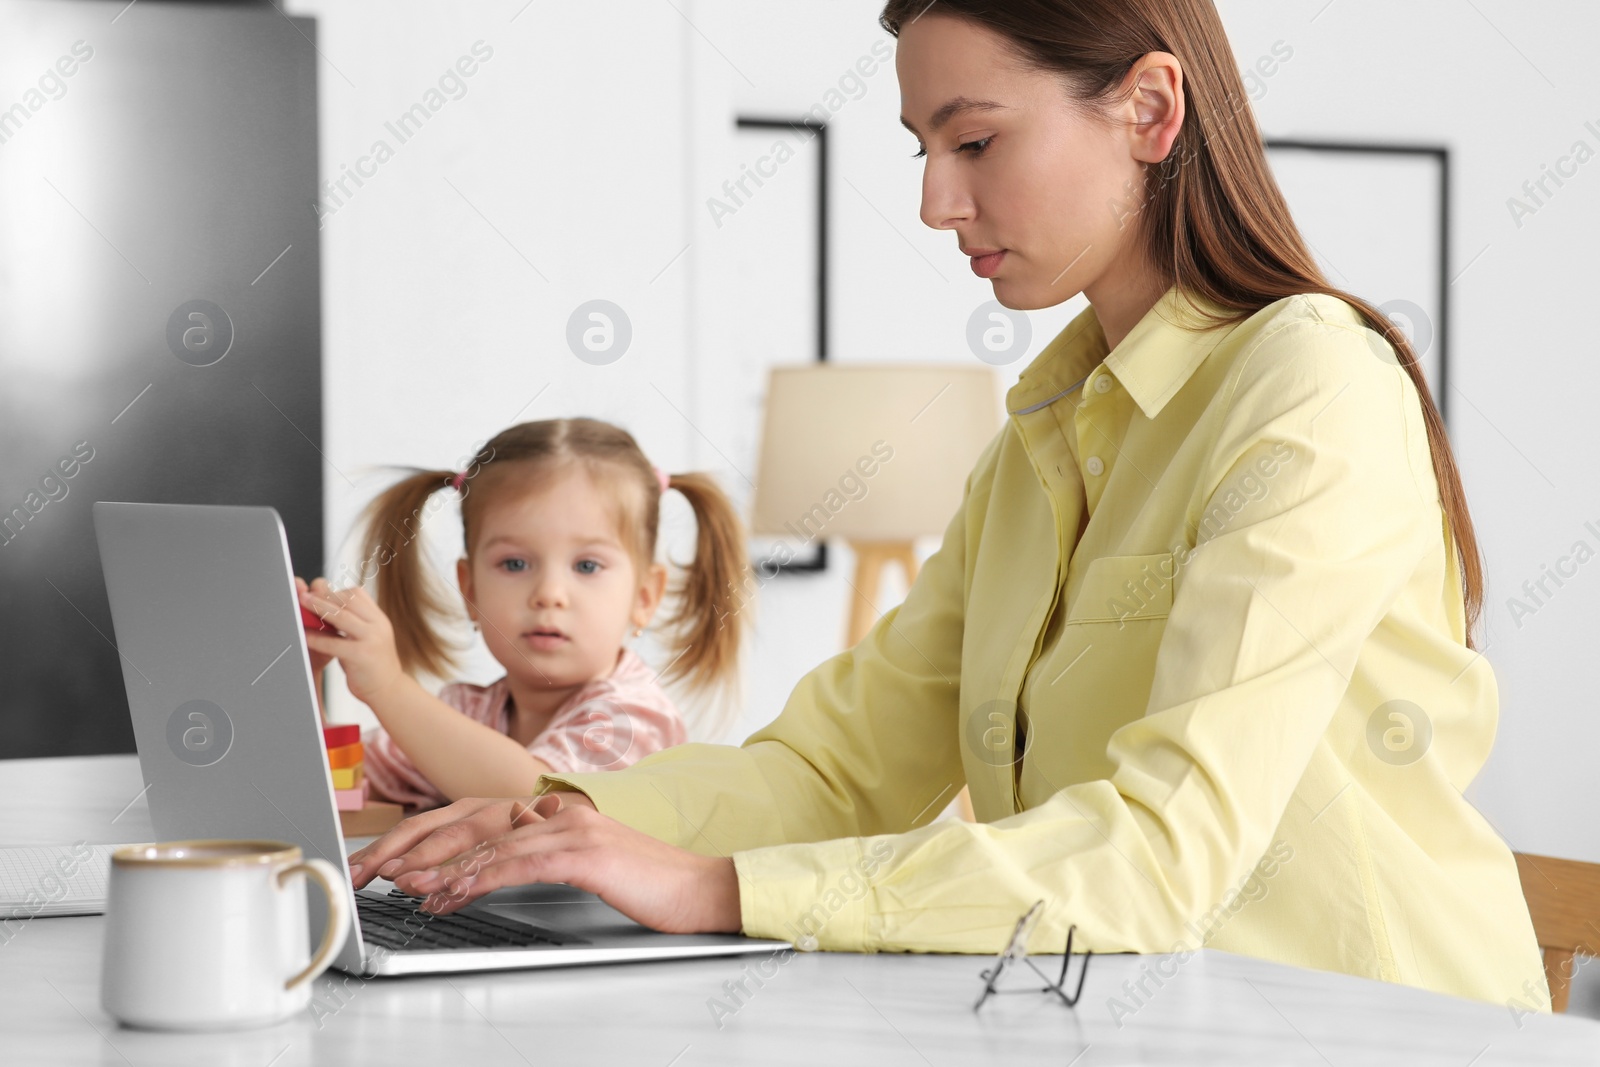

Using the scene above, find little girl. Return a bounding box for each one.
[296,416,753,809]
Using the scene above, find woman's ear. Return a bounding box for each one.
[1123,50,1185,166]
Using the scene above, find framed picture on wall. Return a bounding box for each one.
[1264,138,1450,422]
[717,115,832,574]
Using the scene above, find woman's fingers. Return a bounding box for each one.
[347,804,465,887]
[528,793,567,818]
[393,801,557,885]
[419,851,565,913]
[537,791,595,815]
[382,813,525,885]
[384,795,566,891]
[400,819,588,913]
[347,797,508,887]
[390,807,745,935]
[354,798,544,887]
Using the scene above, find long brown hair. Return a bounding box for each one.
[879,0,1484,647]
[351,417,752,726]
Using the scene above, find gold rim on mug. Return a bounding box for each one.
[111,840,302,868]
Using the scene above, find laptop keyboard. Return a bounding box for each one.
[357,887,586,952]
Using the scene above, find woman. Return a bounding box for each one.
[348,0,1549,1009]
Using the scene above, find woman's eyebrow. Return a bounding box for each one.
[900,97,1009,137]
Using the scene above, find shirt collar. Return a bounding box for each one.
[1005,284,1237,420]
[1004,299,1107,417]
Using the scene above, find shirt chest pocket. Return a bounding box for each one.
[1065,552,1175,625]
[1014,551,1176,801]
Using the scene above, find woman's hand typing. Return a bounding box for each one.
[345,794,742,935]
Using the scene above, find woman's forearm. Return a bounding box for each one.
[363,674,553,801]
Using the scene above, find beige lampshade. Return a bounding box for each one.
[750,363,1003,543]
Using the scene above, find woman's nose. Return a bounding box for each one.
[919,163,971,232]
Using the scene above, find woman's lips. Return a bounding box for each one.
[970,250,1006,278]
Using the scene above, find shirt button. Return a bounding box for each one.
[1094,375,1114,394]
[1085,456,1105,477]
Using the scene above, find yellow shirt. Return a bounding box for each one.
[537,285,1550,1010]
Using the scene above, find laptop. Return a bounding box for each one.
[91,500,790,976]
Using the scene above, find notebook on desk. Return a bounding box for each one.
[91,500,790,976]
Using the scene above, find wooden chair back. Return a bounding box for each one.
[1514,851,1600,1013]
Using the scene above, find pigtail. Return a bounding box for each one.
[352,469,471,683]
[339,418,753,741]
[653,470,753,727]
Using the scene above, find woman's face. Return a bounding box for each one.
[457,468,662,691]
[894,13,1174,313]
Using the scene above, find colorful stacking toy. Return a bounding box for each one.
[323,723,367,810]
[322,723,404,836]
[302,600,405,836]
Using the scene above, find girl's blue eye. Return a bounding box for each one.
[499,558,602,574]
[910,137,992,160]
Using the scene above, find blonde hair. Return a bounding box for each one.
[350,417,752,738]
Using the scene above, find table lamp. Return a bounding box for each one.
[751,363,1002,821]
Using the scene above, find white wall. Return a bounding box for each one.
[287,0,1600,879]
[285,0,1061,760]
[287,0,717,729]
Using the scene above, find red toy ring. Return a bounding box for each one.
[300,604,341,634]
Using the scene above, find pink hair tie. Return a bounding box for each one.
[653,465,670,493]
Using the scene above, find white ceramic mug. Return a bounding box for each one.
[100,839,349,1031]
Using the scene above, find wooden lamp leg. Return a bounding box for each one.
[845,540,920,647]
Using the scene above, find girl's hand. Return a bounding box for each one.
[346,794,741,935]
[298,581,406,706]
[295,576,334,675]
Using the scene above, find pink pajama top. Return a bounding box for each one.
[361,647,687,810]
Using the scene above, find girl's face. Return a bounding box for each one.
[894,13,1177,315]
[456,467,666,690]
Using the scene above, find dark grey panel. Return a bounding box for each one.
[0,0,323,757]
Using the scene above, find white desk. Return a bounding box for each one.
[3,755,1597,1065]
